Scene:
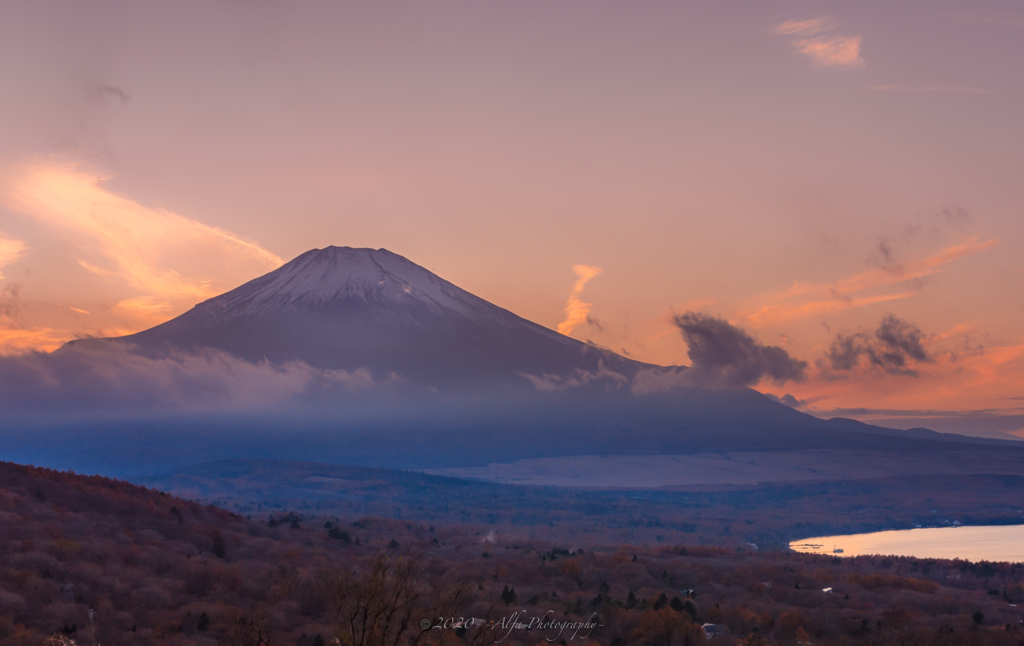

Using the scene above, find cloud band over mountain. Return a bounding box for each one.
[0,343,384,416]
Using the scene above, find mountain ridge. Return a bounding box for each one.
[51,245,1018,461]
[66,246,645,389]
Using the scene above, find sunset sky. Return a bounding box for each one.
[0,1,1021,435]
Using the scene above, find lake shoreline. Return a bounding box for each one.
[791,523,1024,563]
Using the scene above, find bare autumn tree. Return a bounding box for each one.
[318,548,486,646]
[228,605,274,646]
[337,550,426,646]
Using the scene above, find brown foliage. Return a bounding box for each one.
[847,572,939,594]
[5,461,1024,645]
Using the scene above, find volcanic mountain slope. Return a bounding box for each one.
[58,246,1018,456]
[68,246,642,389]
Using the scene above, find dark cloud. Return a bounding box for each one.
[877,238,895,265]
[905,207,972,240]
[940,206,971,227]
[585,315,604,332]
[0,283,20,320]
[874,314,930,366]
[671,312,807,388]
[820,314,932,376]
[869,236,904,274]
[948,333,985,363]
[90,83,131,103]
[829,286,853,304]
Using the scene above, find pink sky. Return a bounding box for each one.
[0,1,1021,434]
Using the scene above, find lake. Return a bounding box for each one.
[790,525,1024,563]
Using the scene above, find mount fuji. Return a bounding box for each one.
[68,246,643,390]
[22,245,1015,477]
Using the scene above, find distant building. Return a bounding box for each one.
[701,623,727,639]
[822,587,833,594]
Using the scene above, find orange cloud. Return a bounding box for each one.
[0,233,26,281]
[794,35,863,67]
[775,18,836,36]
[556,264,602,336]
[112,296,176,327]
[767,319,1024,417]
[957,341,1024,390]
[2,162,282,303]
[744,238,996,327]
[776,17,864,68]
[0,328,66,354]
[0,161,285,350]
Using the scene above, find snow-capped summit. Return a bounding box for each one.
[222,247,484,317]
[71,247,642,389]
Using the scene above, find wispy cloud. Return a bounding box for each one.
[0,284,20,320]
[0,233,27,281]
[794,36,864,67]
[870,85,995,95]
[950,14,1024,28]
[112,296,176,328]
[518,361,627,391]
[765,328,1024,426]
[776,17,864,68]
[0,328,66,354]
[775,18,836,37]
[1,162,284,339]
[744,238,996,326]
[88,83,131,104]
[0,343,386,413]
[556,264,602,336]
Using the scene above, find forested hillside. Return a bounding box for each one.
[3,461,1024,645]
